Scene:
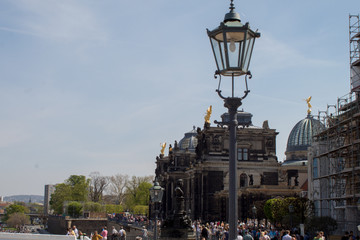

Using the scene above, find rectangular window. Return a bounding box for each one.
[237,148,242,161]
[237,148,249,161]
[243,149,248,161]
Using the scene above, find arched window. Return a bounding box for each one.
[240,173,248,188]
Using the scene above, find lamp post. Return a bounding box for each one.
[207,1,260,239]
[252,205,257,229]
[289,204,294,230]
[149,180,164,240]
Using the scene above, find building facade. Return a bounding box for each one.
[44,184,55,215]
[155,111,306,222]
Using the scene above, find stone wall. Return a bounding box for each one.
[47,216,144,238]
[47,216,107,236]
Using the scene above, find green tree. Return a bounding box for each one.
[3,204,29,222]
[125,176,153,211]
[105,204,123,214]
[264,198,287,225]
[264,196,314,228]
[66,175,90,201]
[50,175,90,214]
[67,201,83,218]
[84,202,103,212]
[133,205,149,215]
[50,183,72,214]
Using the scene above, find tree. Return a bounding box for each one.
[108,174,129,205]
[67,201,83,218]
[50,183,72,214]
[6,212,30,228]
[133,205,149,215]
[264,198,287,225]
[3,204,29,222]
[89,172,109,202]
[50,175,90,214]
[264,196,314,228]
[105,204,123,214]
[125,176,153,211]
[66,175,90,201]
[84,202,103,212]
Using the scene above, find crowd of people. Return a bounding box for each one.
[65,220,360,240]
[191,220,321,240]
[66,225,126,240]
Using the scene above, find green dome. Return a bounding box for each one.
[286,114,325,153]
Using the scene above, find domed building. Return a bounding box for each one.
[178,127,198,151]
[155,108,305,222]
[284,114,325,165]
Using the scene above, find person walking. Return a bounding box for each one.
[92,231,103,240]
[73,226,79,238]
[141,226,148,240]
[282,231,292,240]
[201,225,209,240]
[119,226,126,240]
[221,225,229,240]
[101,227,108,240]
[244,230,254,240]
[111,226,118,240]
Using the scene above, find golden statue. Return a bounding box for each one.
[160,142,166,155]
[305,96,312,114]
[204,105,212,124]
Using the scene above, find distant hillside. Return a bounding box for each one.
[4,195,44,204]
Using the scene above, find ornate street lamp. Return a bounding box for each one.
[149,180,164,240]
[207,1,260,239]
[289,204,294,230]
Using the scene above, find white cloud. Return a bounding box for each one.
[5,0,107,43]
[254,32,339,74]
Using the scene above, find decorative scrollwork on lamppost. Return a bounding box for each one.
[207,0,260,239]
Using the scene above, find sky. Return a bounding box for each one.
[0,0,359,196]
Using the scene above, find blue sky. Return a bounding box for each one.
[0,0,358,196]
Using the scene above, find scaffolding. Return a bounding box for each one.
[312,92,360,232]
[309,15,360,233]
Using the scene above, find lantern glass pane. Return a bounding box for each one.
[211,38,225,71]
[243,37,255,72]
[158,190,164,203]
[150,190,155,201]
[228,41,241,68]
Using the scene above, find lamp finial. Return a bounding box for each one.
[224,0,240,22]
[230,0,235,11]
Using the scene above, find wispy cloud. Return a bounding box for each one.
[254,32,339,74]
[0,26,40,37]
[5,0,107,43]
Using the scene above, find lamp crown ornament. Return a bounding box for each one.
[225,0,241,22]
